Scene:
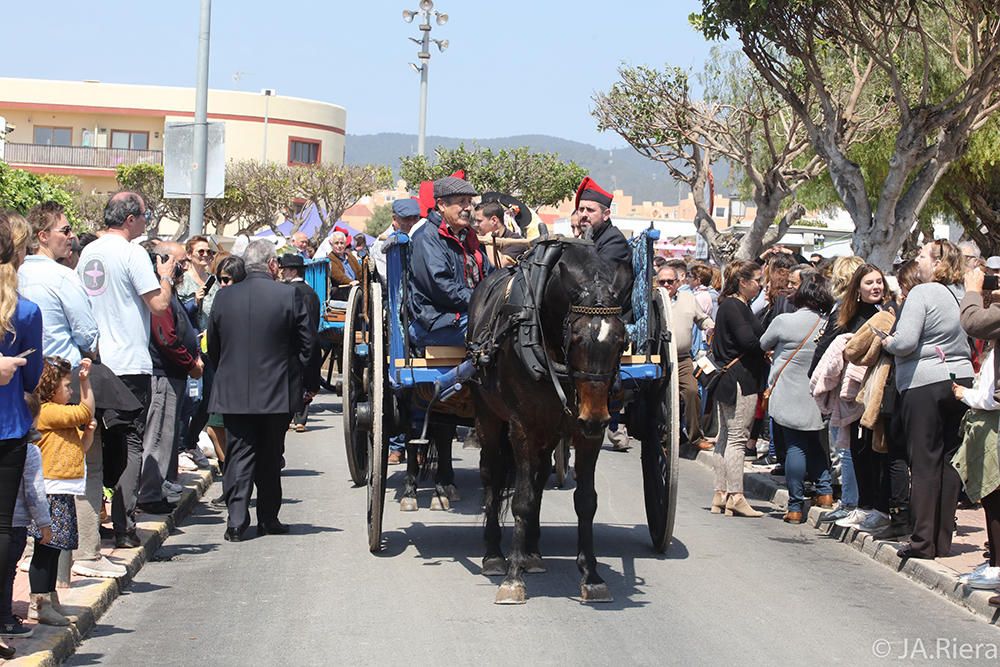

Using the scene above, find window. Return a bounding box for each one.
[715,207,727,218]
[110,130,149,150]
[33,126,72,146]
[288,138,321,165]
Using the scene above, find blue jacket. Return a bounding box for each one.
[408,213,493,332]
[0,297,43,441]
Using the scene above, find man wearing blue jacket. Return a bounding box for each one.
[407,176,493,348]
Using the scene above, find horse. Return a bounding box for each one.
[468,239,632,604]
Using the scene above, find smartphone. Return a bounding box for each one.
[984,275,999,291]
[203,274,217,291]
[15,348,36,358]
[869,326,889,340]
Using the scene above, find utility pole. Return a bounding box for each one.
[189,0,212,236]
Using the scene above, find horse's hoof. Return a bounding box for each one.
[495,581,527,605]
[481,556,507,577]
[429,494,450,511]
[400,497,418,512]
[580,583,613,603]
[524,554,546,574]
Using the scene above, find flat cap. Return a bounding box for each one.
[392,198,421,218]
[433,176,478,199]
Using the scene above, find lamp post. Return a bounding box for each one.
[189,0,212,237]
[403,1,448,157]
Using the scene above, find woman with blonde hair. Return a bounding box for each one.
[829,255,865,302]
[883,240,974,559]
[0,211,43,659]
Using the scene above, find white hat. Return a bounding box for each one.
[985,256,1000,271]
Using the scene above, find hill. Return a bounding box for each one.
[344,133,734,205]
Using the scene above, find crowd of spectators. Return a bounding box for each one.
[657,241,1000,606]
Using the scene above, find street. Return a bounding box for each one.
[66,394,1000,666]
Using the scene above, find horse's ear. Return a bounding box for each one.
[612,262,633,304]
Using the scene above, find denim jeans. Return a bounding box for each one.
[830,426,858,509]
[778,423,832,513]
[408,314,468,348]
[389,434,406,454]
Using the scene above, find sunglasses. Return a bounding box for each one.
[218,275,233,285]
[49,225,73,235]
[196,249,216,257]
[656,279,677,286]
[44,355,71,372]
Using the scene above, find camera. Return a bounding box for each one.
[148,251,169,267]
[984,274,999,291]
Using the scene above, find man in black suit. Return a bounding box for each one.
[278,253,321,432]
[207,240,315,541]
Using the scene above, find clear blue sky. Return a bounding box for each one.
[3,0,719,148]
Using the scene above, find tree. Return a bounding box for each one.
[290,163,392,243]
[115,163,189,237]
[228,160,296,237]
[693,0,1000,268]
[934,119,1000,254]
[366,204,393,237]
[400,145,588,208]
[592,55,874,261]
[0,161,79,225]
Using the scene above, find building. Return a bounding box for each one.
[0,77,347,193]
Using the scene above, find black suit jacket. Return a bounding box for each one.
[290,279,321,394]
[207,271,315,415]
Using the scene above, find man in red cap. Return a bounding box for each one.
[575,176,631,272]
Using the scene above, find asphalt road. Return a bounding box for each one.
[67,394,1000,666]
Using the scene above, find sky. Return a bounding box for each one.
[3,0,721,148]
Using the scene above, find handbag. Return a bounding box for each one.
[703,355,743,398]
[761,316,822,413]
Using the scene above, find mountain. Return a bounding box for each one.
[344,133,732,205]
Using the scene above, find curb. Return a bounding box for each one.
[694,450,1000,626]
[5,468,216,666]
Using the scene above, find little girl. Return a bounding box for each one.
[28,357,95,626]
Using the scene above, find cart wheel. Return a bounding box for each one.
[342,286,369,487]
[367,287,389,553]
[553,437,570,488]
[641,288,680,553]
[318,340,340,394]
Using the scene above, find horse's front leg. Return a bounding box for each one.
[477,411,508,576]
[400,440,420,512]
[524,445,553,574]
[496,424,535,604]
[573,434,612,602]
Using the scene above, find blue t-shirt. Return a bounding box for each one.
[0,296,44,441]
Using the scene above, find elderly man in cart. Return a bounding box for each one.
[407,175,493,348]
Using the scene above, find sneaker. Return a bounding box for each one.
[966,566,1000,590]
[187,448,212,469]
[162,480,184,494]
[857,510,890,533]
[835,508,870,528]
[608,428,632,452]
[0,616,32,639]
[178,452,199,471]
[818,506,855,523]
[959,562,991,584]
[72,555,127,579]
[752,454,778,467]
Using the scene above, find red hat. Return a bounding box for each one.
[451,169,466,180]
[417,180,435,218]
[575,176,613,210]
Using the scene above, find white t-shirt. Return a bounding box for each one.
[78,234,161,375]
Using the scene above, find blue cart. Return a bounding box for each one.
[347,229,681,554]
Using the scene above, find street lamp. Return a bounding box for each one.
[403,0,448,156]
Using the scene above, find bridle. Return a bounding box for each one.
[542,302,624,414]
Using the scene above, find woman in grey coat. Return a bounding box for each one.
[760,271,834,523]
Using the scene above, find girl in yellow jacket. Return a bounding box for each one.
[27,357,96,626]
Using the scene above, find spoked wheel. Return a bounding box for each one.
[553,437,571,488]
[367,287,389,553]
[318,338,341,394]
[640,288,681,553]
[342,286,370,487]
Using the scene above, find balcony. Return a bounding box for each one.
[2,143,162,170]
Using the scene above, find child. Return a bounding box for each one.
[28,357,96,626]
[0,395,50,643]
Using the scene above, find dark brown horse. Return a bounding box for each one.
[468,239,631,604]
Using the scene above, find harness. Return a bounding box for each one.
[468,238,624,415]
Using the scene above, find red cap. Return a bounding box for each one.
[451,169,466,180]
[418,180,435,218]
[575,176,613,210]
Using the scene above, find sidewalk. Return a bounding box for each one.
[3,468,214,666]
[694,450,1000,625]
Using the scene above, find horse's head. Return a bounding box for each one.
[544,244,632,437]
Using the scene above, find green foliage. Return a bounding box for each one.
[0,161,79,225]
[399,145,587,208]
[366,204,393,237]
